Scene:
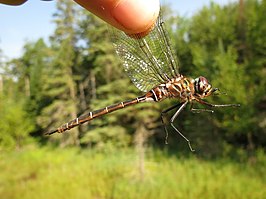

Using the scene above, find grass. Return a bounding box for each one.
[0,147,265,199]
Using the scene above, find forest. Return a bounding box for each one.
[0,0,265,198]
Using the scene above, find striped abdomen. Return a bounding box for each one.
[46,94,153,135]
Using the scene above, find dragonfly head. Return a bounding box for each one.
[194,76,217,98]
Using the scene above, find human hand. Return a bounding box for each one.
[74,0,160,36]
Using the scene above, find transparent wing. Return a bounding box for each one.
[111,15,180,92]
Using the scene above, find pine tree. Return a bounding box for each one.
[38,0,80,146]
[0,47,34,149]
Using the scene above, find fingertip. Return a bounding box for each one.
[111,0,160,35]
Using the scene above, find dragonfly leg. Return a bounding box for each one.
[195,98,240,108]
[189,102,214,113]
[169,101,195,152]
[161,103,183,144]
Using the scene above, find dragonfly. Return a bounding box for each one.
[46,13,240,151]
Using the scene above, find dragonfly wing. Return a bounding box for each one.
[111,14,180,92]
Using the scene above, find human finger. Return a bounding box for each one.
[74,0,160,36]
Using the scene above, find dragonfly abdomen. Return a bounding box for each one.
[46,95,150,135]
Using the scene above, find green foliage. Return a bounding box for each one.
[0,148,265,199]
[78,11,125,83]
[0,96,34,149]
[81,126,131,150]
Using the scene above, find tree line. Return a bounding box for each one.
[0,0,265,157]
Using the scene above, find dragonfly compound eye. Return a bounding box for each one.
[194,76,212,95]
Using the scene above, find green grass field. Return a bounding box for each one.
[0,147,265,199]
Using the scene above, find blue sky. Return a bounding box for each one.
[0,0,236,59]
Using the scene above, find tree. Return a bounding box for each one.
[0,95,34,150]
[38,0,80,146]
[0,47,35,150]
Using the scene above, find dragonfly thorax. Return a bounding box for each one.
[146,75,195,102]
